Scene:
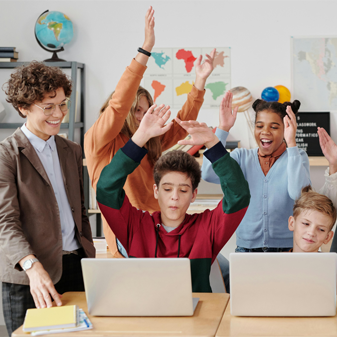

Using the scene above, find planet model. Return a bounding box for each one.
[274,85,291,103]
[230,86,253,112]
[261,87,279,102]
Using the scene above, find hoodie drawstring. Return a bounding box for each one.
[155,224,181,258]
[177,235,181,258]
[155,224,160,258]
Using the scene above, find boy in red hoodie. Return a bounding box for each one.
[96,98,250,292]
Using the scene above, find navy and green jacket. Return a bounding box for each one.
[97,139,250,292]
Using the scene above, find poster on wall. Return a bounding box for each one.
[143,47,231,109]
[291,36,337,112]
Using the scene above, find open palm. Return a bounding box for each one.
[175,119,214,146]
[219,91,238,132]
[318,127,337,166]
[195,48,216,80]
[138,104,172,138]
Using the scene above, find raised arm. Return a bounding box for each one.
[96,105,172,249]
[201,91,239,183]
[175,118,250,256]
[84,6,156,187]
[161,49,217,150]
[284,106,311,199]
[317,127,337,208]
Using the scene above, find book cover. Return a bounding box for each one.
[0,51,18,58]
[0,58,17,62]
[23,305,78,332]
[31,309,92,336]
[0,47,16,52]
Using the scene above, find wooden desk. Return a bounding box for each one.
[215,302,337,337]
[13,292,229,337]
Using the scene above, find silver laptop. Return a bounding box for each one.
[81,258,198,316]
[230,252,337,316]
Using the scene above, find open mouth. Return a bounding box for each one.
[260,139,272,148]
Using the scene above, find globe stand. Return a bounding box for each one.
[44,50,66,62]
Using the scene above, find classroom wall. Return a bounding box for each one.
[0,0,336,326]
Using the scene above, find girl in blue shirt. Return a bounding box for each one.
[202,92,311,252]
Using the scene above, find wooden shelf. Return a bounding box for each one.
[308,157,329,166]
[195,154,329,167]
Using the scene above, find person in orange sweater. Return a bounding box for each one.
[84,6,216,256]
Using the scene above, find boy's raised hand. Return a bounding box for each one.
[283,106,297,148]
[175,118,219,149]
[194,48,216,91]
[219,91,238,132]
[318,127,337,174]
[132,104,173,147]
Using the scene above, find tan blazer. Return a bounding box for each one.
[0,128,95,285]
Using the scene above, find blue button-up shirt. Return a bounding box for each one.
[21,124,80,251]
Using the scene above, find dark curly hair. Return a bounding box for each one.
[252,99,301,122]
[154,150,201,192]
[3,61,72,118]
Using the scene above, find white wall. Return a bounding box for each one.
[0,0,336,324]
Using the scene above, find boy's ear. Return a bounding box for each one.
[191,188,198,203]
[153,184,158,200]
[323,231,334,245]
[288,216,295,232]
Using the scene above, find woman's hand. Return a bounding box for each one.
[218,91,238,132]
[175,118,219,149]
[143,6,155,52]
[318,127,337,174]
[283,106,297,148]
[136,7,155,66]
[194,49,216,90]
[132,104,172,147]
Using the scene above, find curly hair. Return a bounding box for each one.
[3,61,72,118]
[252,99,301,122]
[293,186,337,231]
[154,150,201,192]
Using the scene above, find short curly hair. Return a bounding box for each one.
[3,61,72,118]
[154,150,201,192]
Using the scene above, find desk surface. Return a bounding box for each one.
[13,292,229,337]
[216,302,337,337]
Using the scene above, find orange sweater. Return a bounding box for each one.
[84,58,205,254]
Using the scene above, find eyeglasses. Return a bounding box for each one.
[34,98,71,116]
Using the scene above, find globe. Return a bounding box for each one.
[35,10,74,61]
[261,87,279,102]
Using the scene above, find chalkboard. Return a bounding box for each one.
[295,112,330,156]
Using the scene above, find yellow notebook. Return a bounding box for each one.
[23,305,78,332]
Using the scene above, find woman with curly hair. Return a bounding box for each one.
[0,61,95,336]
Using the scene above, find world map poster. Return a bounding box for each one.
[292,37,337,111]
[143,47,231,109]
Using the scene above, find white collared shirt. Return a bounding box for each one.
[21,124,80,251]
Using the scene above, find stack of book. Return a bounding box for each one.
[0,47,18,62]
[23,305,92,335]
